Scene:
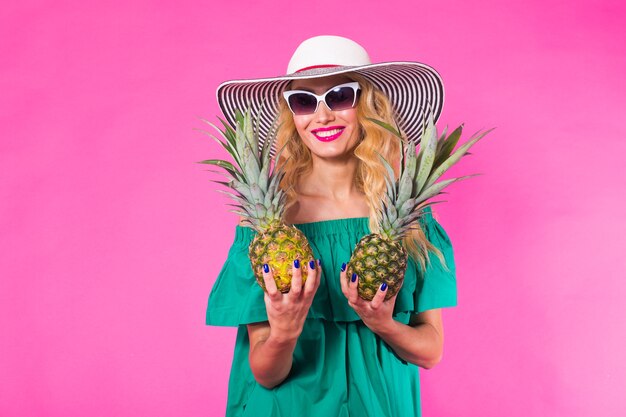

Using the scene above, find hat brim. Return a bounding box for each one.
[216,62,444,153]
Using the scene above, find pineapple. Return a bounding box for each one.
[347,115,492,300]
[199,108,314,292]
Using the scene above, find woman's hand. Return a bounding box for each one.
[339,265,398,334]
[262,259,321,343]
[247,259,321,389]
[339,264,444,368]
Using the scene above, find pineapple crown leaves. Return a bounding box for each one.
[368,114,493,241]
[196,106,288,231]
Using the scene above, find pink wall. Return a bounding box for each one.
[1,0,624,416]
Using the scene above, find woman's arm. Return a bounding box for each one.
[340,269,444,368]
[247,259,321,389]
[247,321,297,388]
[374,309,444,368]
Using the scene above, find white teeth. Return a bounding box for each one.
[315,128,342,138]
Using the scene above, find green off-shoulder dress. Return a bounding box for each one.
[206,207,457,417]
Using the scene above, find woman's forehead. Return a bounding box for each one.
[290,74,353,93]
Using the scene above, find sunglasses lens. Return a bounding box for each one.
[287,93,318,115]
[326,86,356,111]
[285,84,359,115]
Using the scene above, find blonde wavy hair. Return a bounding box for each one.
[275,72,444,270]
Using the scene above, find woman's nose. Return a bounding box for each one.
[315,102,335,123]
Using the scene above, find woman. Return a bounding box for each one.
[206,35,457,417]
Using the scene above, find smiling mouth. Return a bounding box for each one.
[312,127,345,142]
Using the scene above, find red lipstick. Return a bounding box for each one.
[311,126,345,142]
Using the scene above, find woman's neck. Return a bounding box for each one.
[298,155,361,200]
[284,154,370,224]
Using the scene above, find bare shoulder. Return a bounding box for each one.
[284,193,370,224]
[282,201,302,225]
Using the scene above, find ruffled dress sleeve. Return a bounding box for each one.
[413,208,457,311]
[392,207,458,320]
[205,226,268,326]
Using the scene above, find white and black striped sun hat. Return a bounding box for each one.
[216,35,445,147]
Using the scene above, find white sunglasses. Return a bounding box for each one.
[282,82,361,115]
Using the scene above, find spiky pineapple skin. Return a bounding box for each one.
[347,233,408,301]
[249,224,314,293]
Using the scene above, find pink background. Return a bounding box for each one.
[1,0,624,416]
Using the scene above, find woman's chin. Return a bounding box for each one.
[310,147,356,161]
[306,138,360,159]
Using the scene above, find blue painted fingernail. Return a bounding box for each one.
[318,259,322,267]
[263,264,269,273]
[309,260,315,269]
[294,259,300,268]
[341,263,346,272]
[381,282,388,291]
[351,273,357,282]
